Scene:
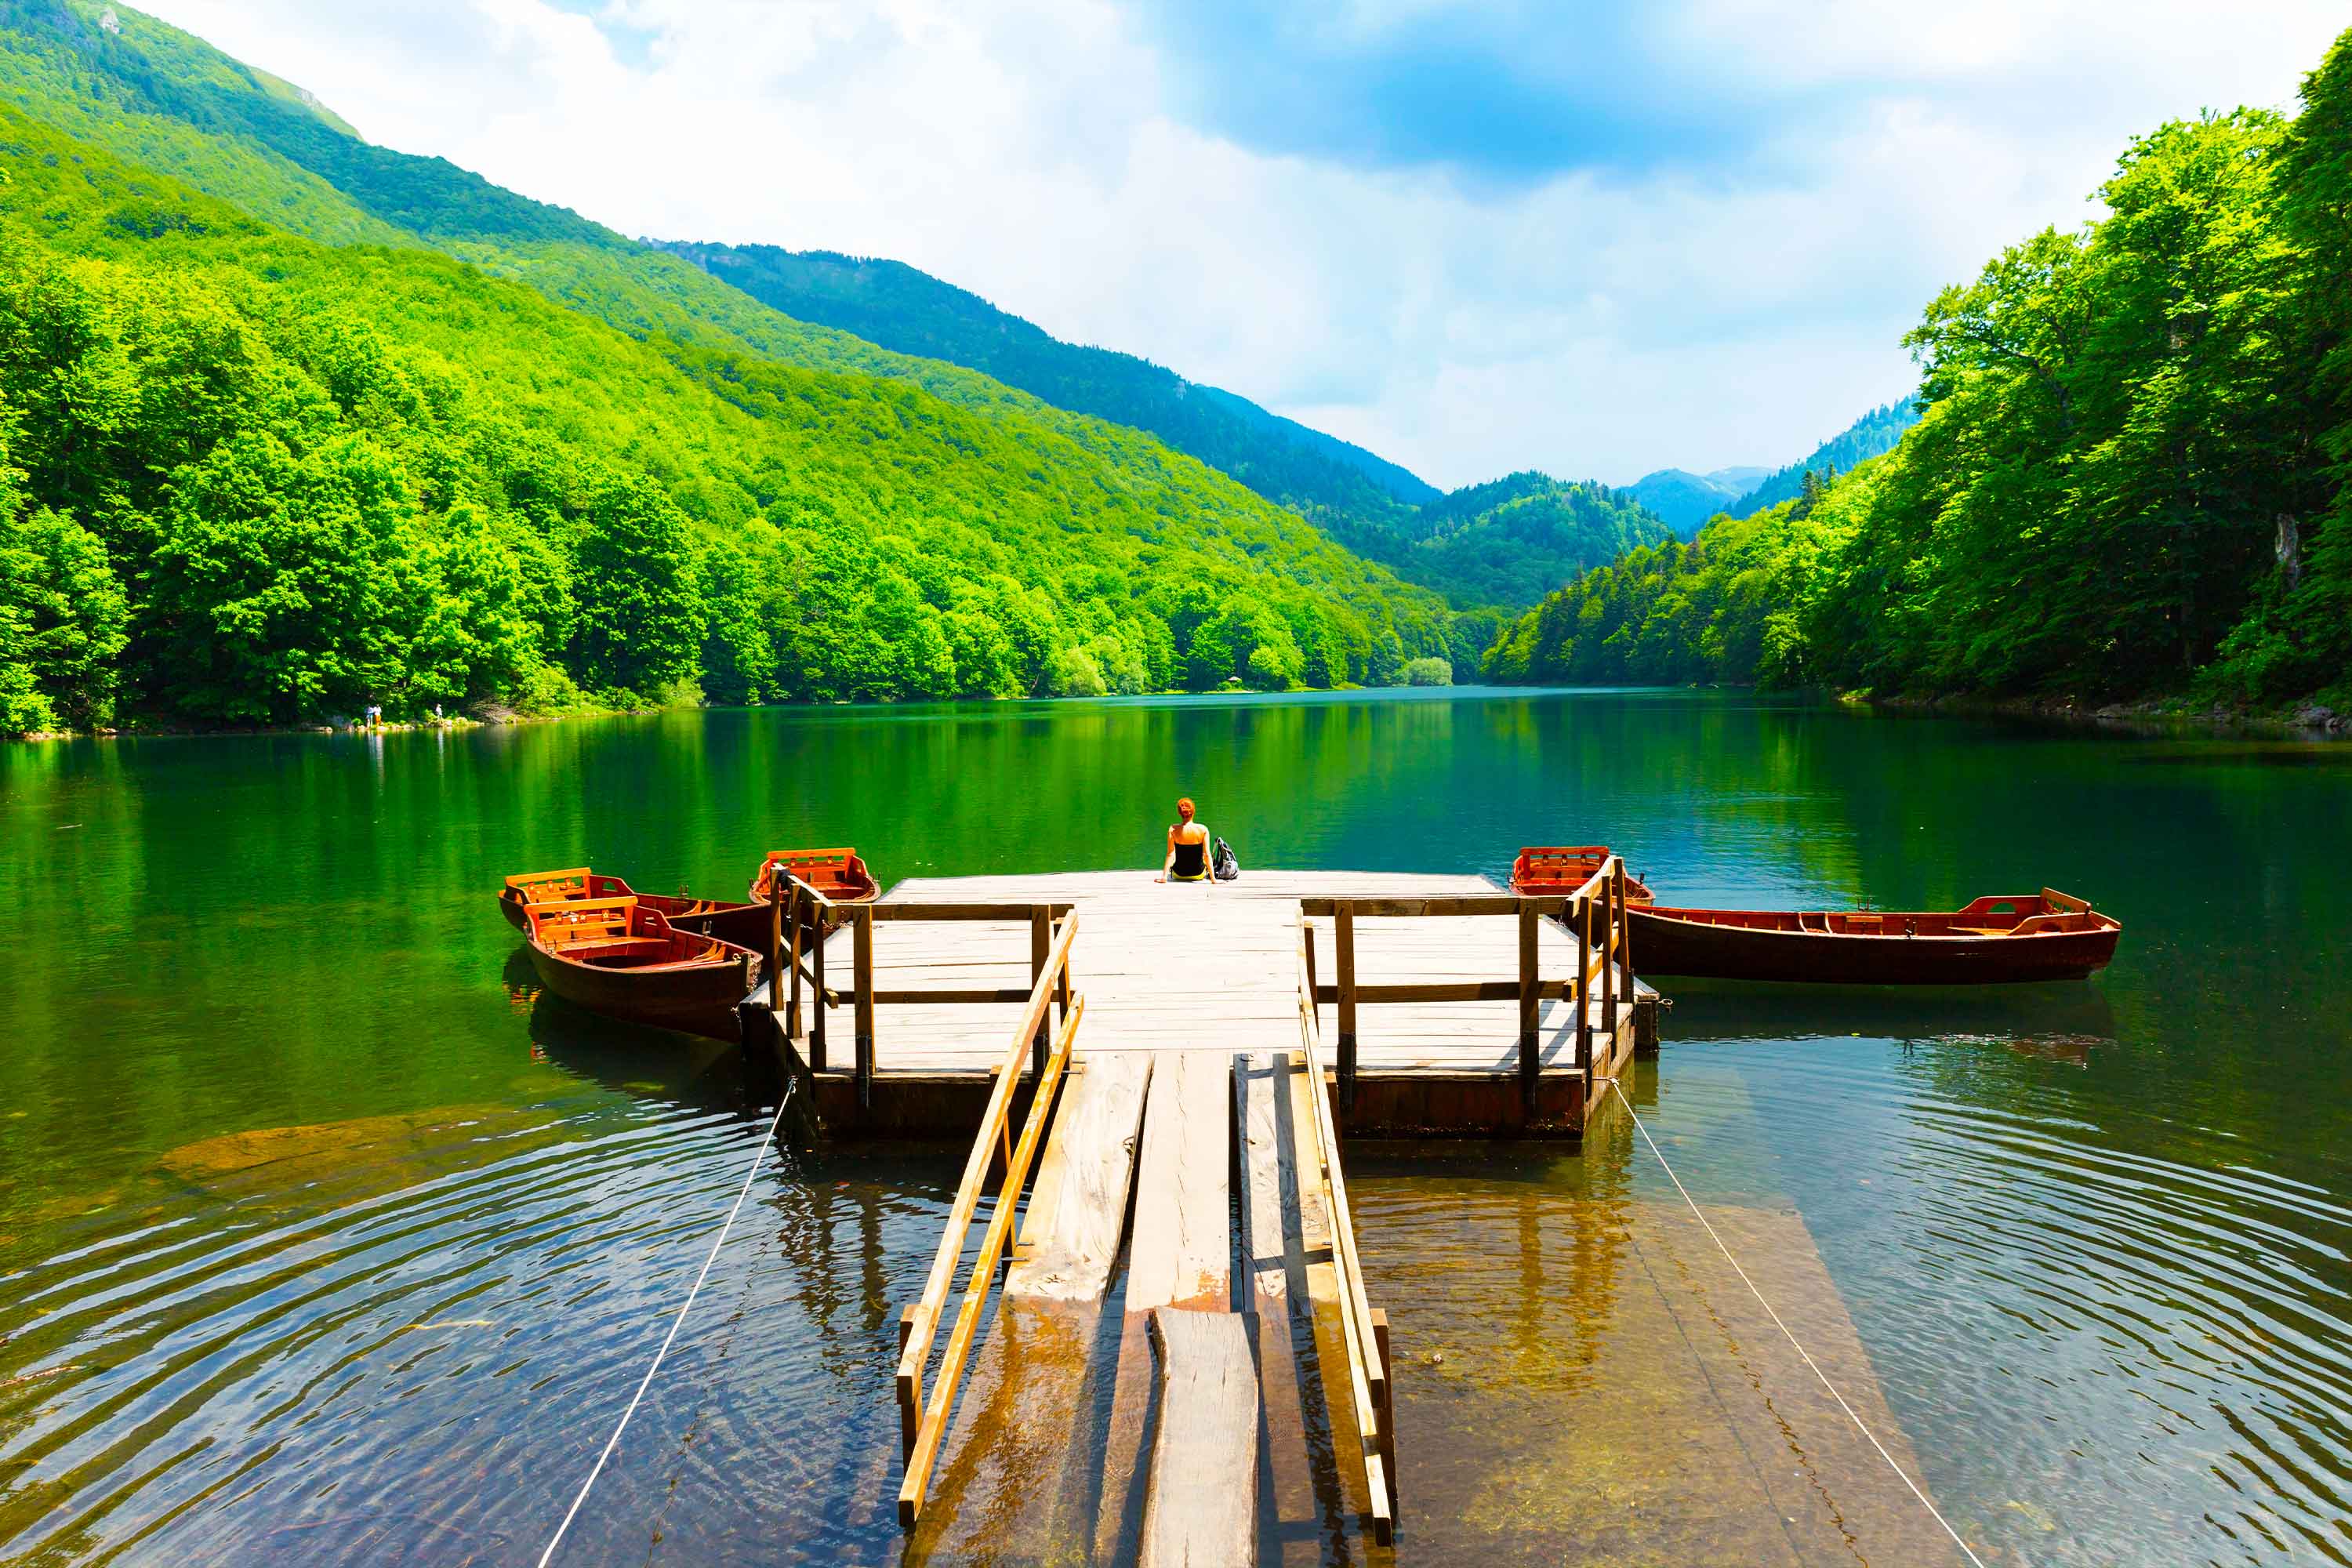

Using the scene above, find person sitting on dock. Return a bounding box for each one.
[1159,797,1211,884]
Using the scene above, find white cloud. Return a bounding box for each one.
[134,0,2348,487]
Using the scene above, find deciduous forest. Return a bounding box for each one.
[1486,31,2352,712]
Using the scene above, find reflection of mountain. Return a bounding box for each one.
[1659,981,2116,1047]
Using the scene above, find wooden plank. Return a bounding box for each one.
[1298,895,1566,917]
[1007,1054,1153,1301]
[1238,1051,1322,1554]
[1126,1050,1232,1312]
[1139,1309,1258,1568]
[873,900,1076,922]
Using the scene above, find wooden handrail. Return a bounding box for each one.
[1299,855,1635,1097]
[1295,927,1396,1541]
[893,911,1083,1525]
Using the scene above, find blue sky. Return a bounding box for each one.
[140,0,2351,488]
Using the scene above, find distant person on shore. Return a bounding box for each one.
[1159,797,1210,884]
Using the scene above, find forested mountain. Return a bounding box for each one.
[659,243,1439,527]
[659,243,1671,615]
[1726,402,1919,518]
[1486,30,2352,713]
[1624,466,1768,535]
[0,2,1458,733]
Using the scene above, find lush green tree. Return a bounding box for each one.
[566,471,702,694]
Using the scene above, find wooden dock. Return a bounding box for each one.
[721,858,1657,1551]
[739,869,1656,1138]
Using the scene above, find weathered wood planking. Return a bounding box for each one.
[1125,1050,1233,1313]
[1236,1051,1327,1559]
[783,869,1650,1089]
[1139,1309,1259,1568]
[1007,1054,1153,1301]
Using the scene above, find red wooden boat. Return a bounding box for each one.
[521,896,759,1040]
[747,848,879,906]
[1627,890,2121,985]
[499,866,750,933]
[1509,846,1654,902]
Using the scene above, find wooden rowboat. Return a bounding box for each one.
[1509,846,1654,902]
[499,866,750,933]
[1627,890,2121,985]
[521,896,760,1040]
[748,848,879,906]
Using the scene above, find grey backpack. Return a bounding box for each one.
[1211,834,1240,881]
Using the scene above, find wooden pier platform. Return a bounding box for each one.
[742,869,1657,1138]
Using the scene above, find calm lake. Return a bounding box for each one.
[1,687,2347,1566]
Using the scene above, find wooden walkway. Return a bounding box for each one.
[714,862,1659,1550]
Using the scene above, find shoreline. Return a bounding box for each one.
[11,683,2349,744]
[1861,690,2350,739]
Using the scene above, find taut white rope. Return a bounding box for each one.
[1609,1078,1994,1568]
[535,1094,792,1567]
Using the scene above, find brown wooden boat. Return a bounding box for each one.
[521,896,760,1040]
[748,848,879,906]
[1627,890,2121,985]
[499,866,751,933]
[1509,846,1654,902]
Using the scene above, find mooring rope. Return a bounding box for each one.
[535,1092,793,1568]
[1608,1079,1993,1568]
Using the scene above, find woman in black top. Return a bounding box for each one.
[1160,797,1210,883]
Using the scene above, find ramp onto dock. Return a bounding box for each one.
[895,1026,1398,1553]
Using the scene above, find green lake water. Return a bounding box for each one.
[1,687,2347,1565]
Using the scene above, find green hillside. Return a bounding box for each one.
[1726,401,1918,518]
[1354,473,1674,615]
[1486,37,2352,713]
[0,13,1459,731]
[652,242,1675,616]
[659,242,1439,524]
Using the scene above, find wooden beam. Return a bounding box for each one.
[1334,902,1357,1110]
[810,907,829,1074]
[1298,895,1566,918]
[1518,902,1539,1116]
[871,900,1077,923]
[1030,907,1051,1080]
[855,906,877,1109]
[1138,1310,1258,1568]
[1312,978,1581,1005]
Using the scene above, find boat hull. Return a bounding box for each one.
[1627,906,2119,985]
[523,943,756,1041]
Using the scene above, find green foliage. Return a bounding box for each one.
[660,242,1439,522]
[1402,655,1451,686]
[1490,38,2352,710]
[1727,402,1918,517]
[0,75,1458,731]
[1330,472,1675,611]
[0,421,125,730]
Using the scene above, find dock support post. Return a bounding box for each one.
[1334,902,1358,1111]
[810,906,829,1075]
[1517,902,1539,1117]
[786,886,804,1040]
[1576,893,1592,1077]
[768,877,786,1014]
[1602,868,1620,1047]
[1029,906,1051,1080]
[855,906,876,1109]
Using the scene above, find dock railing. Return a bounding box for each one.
[1298,854,1635,1112]
[764,876,1075,1106]
[1295,926,1399,1542]
[891,910,1083,1528]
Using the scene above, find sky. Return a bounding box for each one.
[135,0,2350,489]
